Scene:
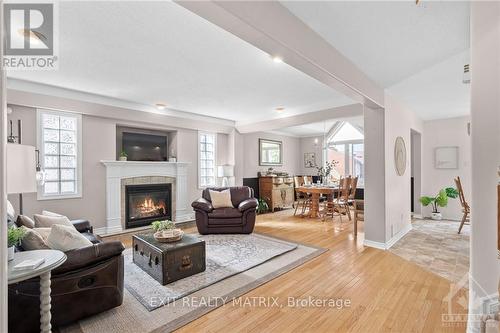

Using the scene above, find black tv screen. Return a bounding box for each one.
[122,132,167,161]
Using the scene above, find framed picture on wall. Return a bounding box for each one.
[435,146,459,169]
[304,152,316,168]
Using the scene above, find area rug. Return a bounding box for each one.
[390,219,469,284]
[125,233,298,311]
[60,233,326,333]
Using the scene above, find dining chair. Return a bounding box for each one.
[293,176,311,216]
[336,176,352,221]
[353,199,364,238]
[322,176,351,222]
[455,176,470,234]
[347,176,359,215]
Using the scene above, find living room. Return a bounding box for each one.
[1,1,499,333]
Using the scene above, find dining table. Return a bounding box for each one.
[296,185,339,218]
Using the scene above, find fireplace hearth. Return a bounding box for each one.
[125,183,172,229]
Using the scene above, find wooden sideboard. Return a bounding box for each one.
[259,176,294,212]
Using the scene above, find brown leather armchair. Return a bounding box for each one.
[192,186,258,234]
[8,219,125,333]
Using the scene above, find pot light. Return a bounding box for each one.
[155,103,167,110]
[275,107,285,113]
[272,56,283,63]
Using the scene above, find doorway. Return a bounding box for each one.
[410,129,422,217]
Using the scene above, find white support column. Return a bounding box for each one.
[469,2,500,329]
[363,106,387,248]
[0,1,8,330]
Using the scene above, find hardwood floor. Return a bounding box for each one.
[104,210,468,333]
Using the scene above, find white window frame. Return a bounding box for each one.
[37,109,83,200]
[198,131,217,189]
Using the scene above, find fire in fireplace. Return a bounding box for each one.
[125,183,172,229]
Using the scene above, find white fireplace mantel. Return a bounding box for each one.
[99,160,193,235]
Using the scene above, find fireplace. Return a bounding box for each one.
[125,183,172,229]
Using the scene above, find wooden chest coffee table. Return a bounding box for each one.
[132,233,206,285]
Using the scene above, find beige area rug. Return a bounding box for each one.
[60,233,326,333]
[390,219,469,284]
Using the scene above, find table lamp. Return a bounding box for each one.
[217,165,234,187]
[7,144,37,214]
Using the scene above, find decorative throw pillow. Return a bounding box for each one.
[7,200,15,221]
[209,189,233,209]
[33,214,74,229]
[16,215,35,229]
[42,210,64,217]
[20,226,50,250]
[47,224,93,252]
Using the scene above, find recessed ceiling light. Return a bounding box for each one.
[155,103,167,110]
[272,56,283,63]
[275,107,285,113]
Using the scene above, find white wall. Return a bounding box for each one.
[421,116,471,220]
[7,105,230,229]
[384,92,424,242]
[239,131,301,178]
[469,1,500,325]
[299,136,323,176]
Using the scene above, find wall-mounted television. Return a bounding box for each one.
[122,132,168,161]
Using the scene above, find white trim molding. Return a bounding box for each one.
[363,224,412,250]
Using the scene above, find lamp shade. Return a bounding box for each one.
[217,165,234,178]
[7,144,37,194]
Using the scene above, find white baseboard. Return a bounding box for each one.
[386,223,412,249]
[363,239,387,250]
[363,224,412,250]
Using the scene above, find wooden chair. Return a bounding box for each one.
[293,176,311,216]
[322,176,351,222]
[347,176,359,215]
[353,200,364,238]
[455,176,470,234]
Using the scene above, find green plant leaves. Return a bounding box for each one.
[419,196,434,206]
[445,187,459,199]
[435,189,449,207]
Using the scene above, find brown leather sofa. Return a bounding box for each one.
[192,186,258,234]
[8,219,125,333]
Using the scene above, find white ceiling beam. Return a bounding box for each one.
[176,1,384,109]
[7,89,236,134]
[236,103,363,133]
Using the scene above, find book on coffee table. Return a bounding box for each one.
[13,258,46,271]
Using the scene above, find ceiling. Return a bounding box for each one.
[282,1,471,120]
[388,50,470,120]
[282,1,470,88]
[6,1,354,125]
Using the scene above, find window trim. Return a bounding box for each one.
[197,131,217,189]
[36,109,83,200]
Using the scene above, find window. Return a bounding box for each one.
[326,122,364,186]
[198,132,216,188]
[37,109,82,199]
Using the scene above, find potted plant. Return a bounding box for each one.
[316,160,339,185]
[257,198,269,215]
[7,227,26,261]
[419,187,459,220]
[119,150,128,161]
[151,220,183,242]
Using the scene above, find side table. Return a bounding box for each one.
[8,249,67,333]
